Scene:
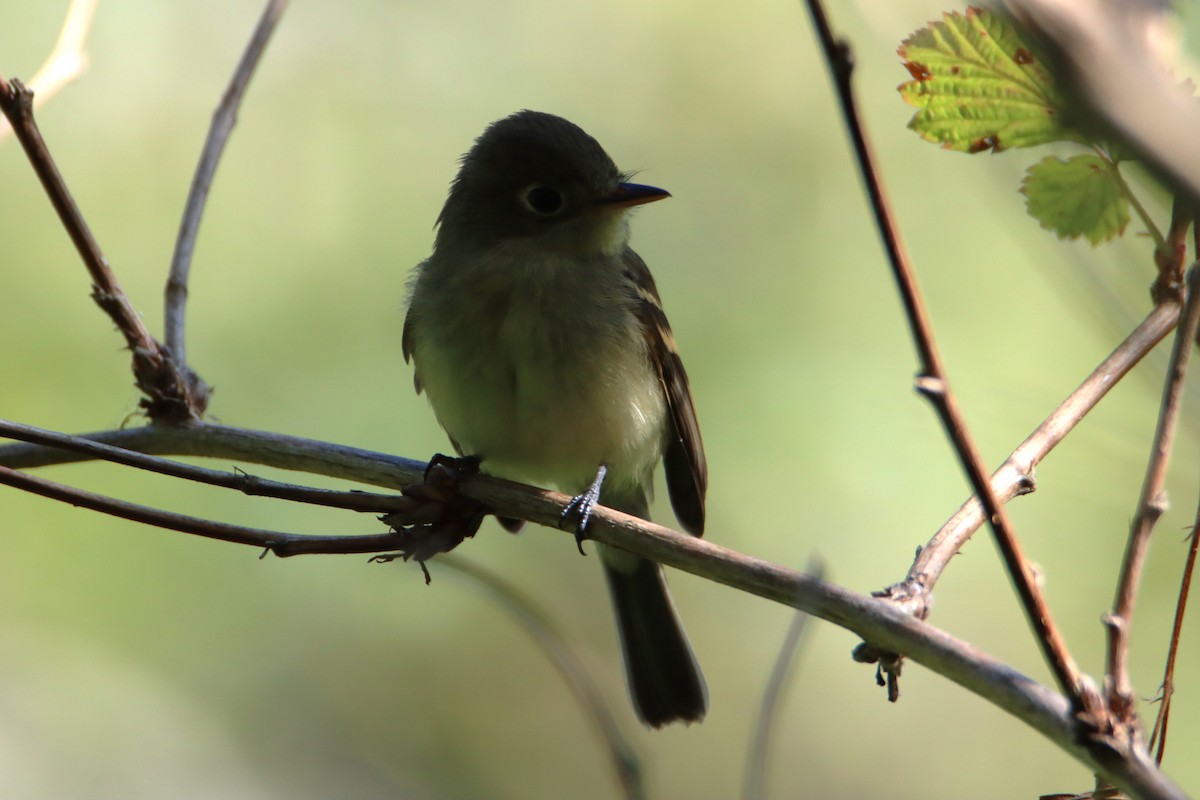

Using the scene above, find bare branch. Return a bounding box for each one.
[1107,264,1200,720]
[0,419,405,513]
[0,422,426,487]
[0,463,326,549]
[803,0,1089,710]
[166,0,290,367]
[438,557,646,800]
[1147,495,1200,765]
[0,78,204,422]
[745,557,824,800]
[886,302,1180,617]
[0,420,1186,796]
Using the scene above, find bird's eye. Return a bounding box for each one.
[522,185,565,215]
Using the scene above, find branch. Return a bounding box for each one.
[1106,264,1200,720]
[0,78,203,422]
[1147,487,1200,764]
[0,421,1186,797]
[165,0,289,368]
[438,557,646,800]
[745,557,824,800]
[885,301,1180,616]
[0,419,405,512]
[803,0,1090,711]
[0,422,426,486]
[0,463,346,549]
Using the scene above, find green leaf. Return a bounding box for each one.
[898,7,1081,152]
[1021,155,1129,244]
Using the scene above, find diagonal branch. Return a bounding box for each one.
[165,0,290,368]
[1146,488,1200,765]
[884,302,1180,618]
[0,78,203,422]
[1106,264,1200,720]
[0,463,339,549]
[803,0,1090,711]
[438,557,646,800]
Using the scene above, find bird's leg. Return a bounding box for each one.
[561,464,607,556]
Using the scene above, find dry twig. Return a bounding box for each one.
[803,0,1090,713]
[1106,265,1200,720]
[165,0,290,369]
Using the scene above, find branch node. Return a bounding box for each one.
[873,577,932,620]
[913,374,945,398]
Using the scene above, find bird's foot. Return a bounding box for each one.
[561,465,607,556]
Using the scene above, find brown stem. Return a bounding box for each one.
[0,77,203,422]
[804,0,1089,710]
[1146,498,1200,765]
[0,464,321,549]
[888,303,1179,616]
[1107,264,1200,720]
[165,0,290,367]
[0,419,403,513]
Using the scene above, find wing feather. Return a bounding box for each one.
[623,251,707,536]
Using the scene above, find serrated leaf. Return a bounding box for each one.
[899,7,1080,152]
[1021,155,1129,244]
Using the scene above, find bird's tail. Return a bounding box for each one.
[600,545,708,727]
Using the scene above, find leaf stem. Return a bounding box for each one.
[1097,146,1165,249]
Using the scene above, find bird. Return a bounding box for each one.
[403,110,708,727]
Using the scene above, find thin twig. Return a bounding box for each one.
[1099,147,1166,252]
[0,419,404,512]
[1146,504,1200,765]
[0,0,96,141]
[887,302,1180,618]
[744,557,825,800]
[165,0,290,366]
[0,422,428,486]
[0,78,203,422]
[803,0,1089,710]
[437,557,646,800]
[0,463,377,549]
[1107,264,1200,720]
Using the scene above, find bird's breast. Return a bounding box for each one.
[411,251,666,493]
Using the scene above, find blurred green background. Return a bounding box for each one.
[3,1,1200,797]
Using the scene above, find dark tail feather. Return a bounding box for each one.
[602,557,708,727]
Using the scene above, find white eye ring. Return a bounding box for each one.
[520,185,566,215]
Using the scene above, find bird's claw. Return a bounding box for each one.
[561,465,607,556]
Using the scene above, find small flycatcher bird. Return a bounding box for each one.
[403,110,708,727]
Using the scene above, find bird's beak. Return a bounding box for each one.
[598,182,671,209]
